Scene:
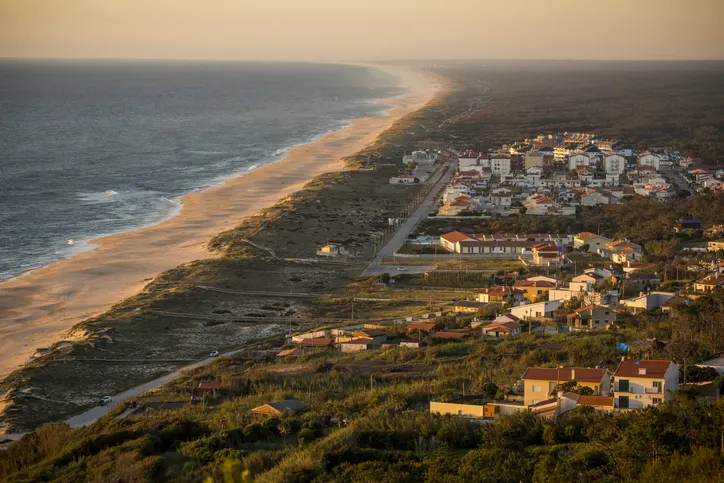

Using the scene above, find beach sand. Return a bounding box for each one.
[0,64,440,380]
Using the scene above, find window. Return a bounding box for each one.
[619,395,629,409]
[619,379,630,392]
[531,385,541,393]
[652,398,662,405]
[653,381,662,392]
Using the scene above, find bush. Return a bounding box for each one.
[297,428,317,445]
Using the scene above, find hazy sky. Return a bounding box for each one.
[1,0,723,61]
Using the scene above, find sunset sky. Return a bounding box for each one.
[1,0,723,61]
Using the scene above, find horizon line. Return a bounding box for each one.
[2,56,724,64]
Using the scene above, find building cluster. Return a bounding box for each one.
[438,231,568,266]
[679,167,724,193]
[276,313,456,357]
[430,359,682,420]
[437,133,700,217]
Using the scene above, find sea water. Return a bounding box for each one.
[0,60,404,280]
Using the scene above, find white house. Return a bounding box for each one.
[443,183,472,203]
[389,175,418,184]
[508,300,562,320]
[489,188,513,206]
[613,359,679,409]
[457,150,482,171]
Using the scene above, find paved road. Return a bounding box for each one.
[361,164,453,277]
[64,344,263,428]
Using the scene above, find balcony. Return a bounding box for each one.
[644,387,662,394]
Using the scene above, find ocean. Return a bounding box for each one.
[0,60,404,281]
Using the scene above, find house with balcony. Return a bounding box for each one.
[574,232,613,252]
[613,359,679,409]
[567,305,616,330]
[693,272,724,293]
[522,366,611,406]
[508,300,562,320]
[531,242,564,266]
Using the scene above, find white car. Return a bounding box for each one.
[396,267,408,271]
[209,350,219,357]
[98,396,113,406]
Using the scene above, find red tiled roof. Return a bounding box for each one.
[529,398,558,409]
[532,242,558,251]
[575,232,602,241]
[483,321,520,332]
[299,338,334,348]
[494,313,521,323]
[522,367,607,383]
[407,323,435,331]
[577,395,614,407]
[613,359,673,378]
[343,337,374,346]
[440,231,472,244]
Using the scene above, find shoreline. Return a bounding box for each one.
[0,64,441,381]
[0,117,360,285]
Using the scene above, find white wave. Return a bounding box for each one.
[77,190,121,204]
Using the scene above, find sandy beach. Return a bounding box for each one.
[0,64,440,381]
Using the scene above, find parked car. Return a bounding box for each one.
[396,267,408,271]
[209,350,219,357]
[98,396,113,406]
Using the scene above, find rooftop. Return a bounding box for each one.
[614,359,673,378]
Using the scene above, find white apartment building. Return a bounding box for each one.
[568,153,590,171]
[638,153,661,171]
[604,154,626,175]
[490,156,512,176]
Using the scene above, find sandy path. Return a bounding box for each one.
[0,64,440,380]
